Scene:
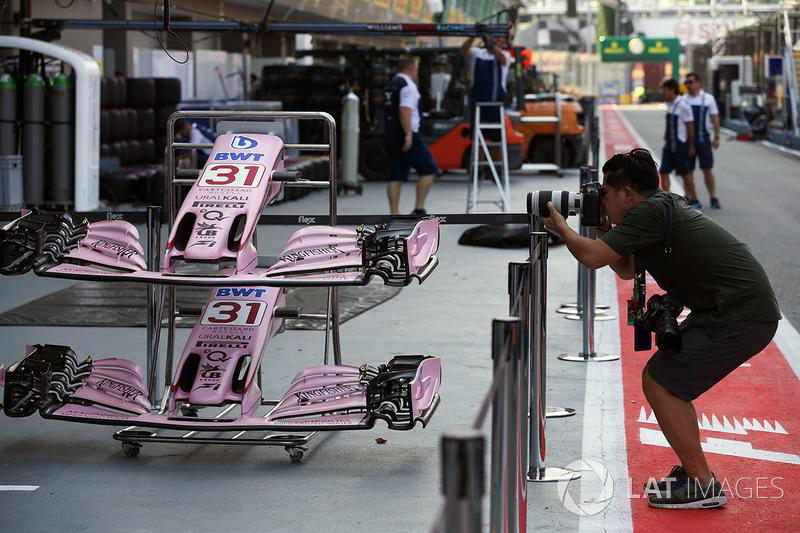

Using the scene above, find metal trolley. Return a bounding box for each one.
[114,110,341,462]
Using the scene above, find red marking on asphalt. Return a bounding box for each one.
[603,106,800,530]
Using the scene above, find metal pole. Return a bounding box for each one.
[528,232,580,482]
[558,165,610,318]
[441,430,484,533]
[146,206,164,407]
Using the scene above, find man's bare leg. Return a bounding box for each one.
[415,174,435,212]
[702,168,716,198]
[683,173,699,201]
[642,368,712,486]
[388,181,403,215]
[659,172,671,192]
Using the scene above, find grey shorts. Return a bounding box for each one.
[647,320,778,402]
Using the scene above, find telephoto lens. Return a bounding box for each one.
[527,181,604,226]
[527,190,577,219]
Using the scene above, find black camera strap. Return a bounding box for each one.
[630,196,674,324]
[660,197,673,292]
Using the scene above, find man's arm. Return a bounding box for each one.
[399,106,413,151]
[540,202,633,278]
[492,48,509,66]
[460,37,475,59]
[710,112,720,149]
[685,119,695,156]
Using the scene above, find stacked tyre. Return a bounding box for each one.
[99,76,180,204]
[255,64,345,146]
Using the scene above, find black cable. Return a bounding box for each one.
[153,0,189,65]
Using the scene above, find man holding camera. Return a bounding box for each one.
[539,149,780,510]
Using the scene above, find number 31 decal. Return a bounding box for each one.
[199,164,265,188]
[201,300,268,326]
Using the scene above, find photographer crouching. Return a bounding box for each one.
[537,148,780,510]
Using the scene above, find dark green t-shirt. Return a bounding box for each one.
[601,190,781,330]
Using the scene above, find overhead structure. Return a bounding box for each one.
[27,19,511,37]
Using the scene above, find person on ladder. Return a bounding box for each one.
[461,29,511,179]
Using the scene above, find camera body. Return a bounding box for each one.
[527,181,604,226]
[642,293,684,352]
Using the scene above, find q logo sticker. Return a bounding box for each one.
[230,135,258,150]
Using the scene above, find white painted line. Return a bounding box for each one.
[774,317,800,384]
[0,485,39,491]
[579,266,632,532]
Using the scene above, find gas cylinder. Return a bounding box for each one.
[22,73,45,205]
[51,73,75,205]
[340,91,360,191]
[0,73,16,155]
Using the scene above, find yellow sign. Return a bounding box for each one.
[603,41,626,55]
[648,40,672,54]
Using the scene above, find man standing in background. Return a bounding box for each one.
[383,56,438,216]
[658,78,695,194]
[683,72,722,209]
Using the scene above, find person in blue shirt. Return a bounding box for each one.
[175,119,215,169]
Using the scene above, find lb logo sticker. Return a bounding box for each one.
[230,135,258,150]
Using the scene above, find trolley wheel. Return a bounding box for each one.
[286,446,306,463]
[121,441,141,458]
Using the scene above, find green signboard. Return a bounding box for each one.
[599,36,680,79]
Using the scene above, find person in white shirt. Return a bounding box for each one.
[682,72,721,209]
[382,57,439,215]
[460,31,511,153]
[659,78,695,194]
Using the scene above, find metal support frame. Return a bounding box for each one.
[145,206,164,406]
[116,110,341,456]
[467,102,511,213]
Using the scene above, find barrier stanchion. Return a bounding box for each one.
[526,232,580,482]
[510,261,576,424]
[558,246,620,362]
[439,430,484,533]
[490,318,526,531]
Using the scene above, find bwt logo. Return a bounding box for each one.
[230,135,258,150]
